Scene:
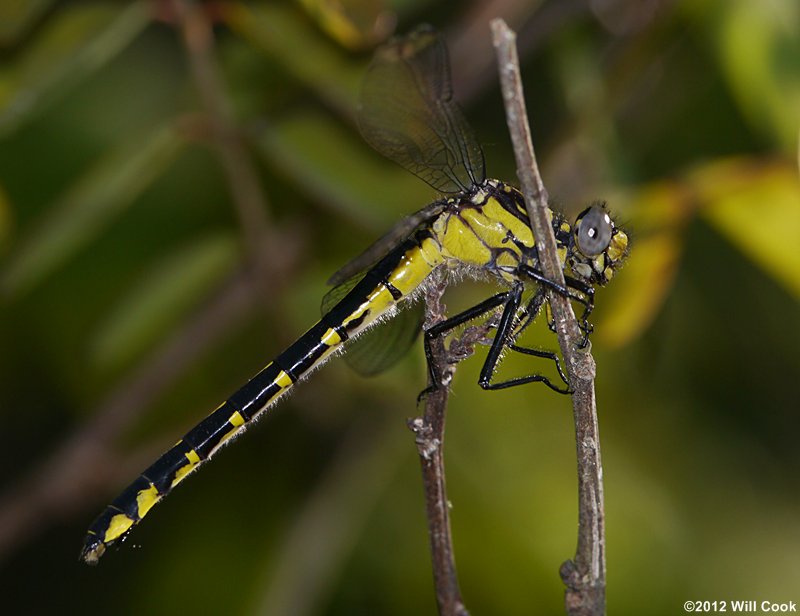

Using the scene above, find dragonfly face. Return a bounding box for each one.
[80,25,628,565]
[568,204,629,286]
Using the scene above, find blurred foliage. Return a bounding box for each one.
[1,1,798,615]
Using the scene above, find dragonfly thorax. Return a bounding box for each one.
[433,181,552,284]
[430,181,628,289]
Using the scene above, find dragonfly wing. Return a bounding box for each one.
[327,201,445,286]
[341,301,424,376]
[321,273,362,313]
[358,24,485,193]
[322,274,423,376]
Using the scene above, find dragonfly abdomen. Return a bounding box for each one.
[80,230,444,564]
[80,26,630,569]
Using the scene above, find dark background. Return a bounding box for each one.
[1,0,798,614]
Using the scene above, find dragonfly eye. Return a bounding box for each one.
[575,205,613,257]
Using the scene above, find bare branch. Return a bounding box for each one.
[408,269,469,616]
[491,18,606,616]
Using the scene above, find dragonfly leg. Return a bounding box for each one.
[499,288,570,388]
[506,344,571,390]
[418,290,511,403]
[510,287,546,338]
[518,264,596,348]
[477,283,572,395]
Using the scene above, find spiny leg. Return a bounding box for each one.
[509,286,547,339]
[420,281,575,401]
[419,290,511,403]
[506,344,570,390]
[476,282,572,395]
[517,264,596,347]
[500,288,570,389]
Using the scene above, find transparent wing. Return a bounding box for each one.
[321,274,363,313]
[358,24,485,194]
[327,201,445,286]
[339,302,423,376]
[322,275,423,376]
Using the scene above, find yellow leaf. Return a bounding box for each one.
[598,182,687,347]
[296,0,394,50]
[692,157,800,300]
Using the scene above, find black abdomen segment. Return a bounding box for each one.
[80,234,437,564]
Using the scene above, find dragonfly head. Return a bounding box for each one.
[567,202,629,286]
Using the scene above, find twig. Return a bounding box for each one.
[408,269,469,616]
[491,19,606,616]
[168,0,274,275]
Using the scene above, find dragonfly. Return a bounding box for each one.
[80,25,629,565]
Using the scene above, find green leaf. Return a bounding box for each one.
[89,233,240,372]
[0,2,149,136]
[715,0,800,151]
[222,1,362,116]
[1,122,184,298]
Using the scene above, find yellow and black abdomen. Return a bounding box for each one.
[80,229,444,564]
